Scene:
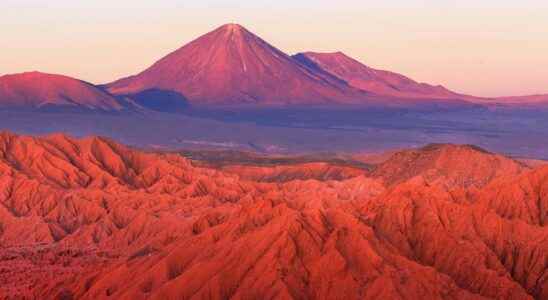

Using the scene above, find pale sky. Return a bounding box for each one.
[2,0,548,97]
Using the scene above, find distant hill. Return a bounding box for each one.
[0,71,136,112]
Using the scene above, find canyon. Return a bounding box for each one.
[0,132,546,299]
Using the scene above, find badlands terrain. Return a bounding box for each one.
[1,19,547,300]
[0,132,546,299]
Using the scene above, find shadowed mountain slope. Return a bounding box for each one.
[219,162,367,182]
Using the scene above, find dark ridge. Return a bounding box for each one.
[292,53,350,86]
[420,143,491,154]
[180,149,372,170]
[123,89,190,113]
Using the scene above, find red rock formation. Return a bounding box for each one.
[219,162,366,182]
[519,158,548,168]
[0,72,131,111]
[474,165,548,226]
[106,24,369,105]
[0,133,546,299]
[371,143,528,188]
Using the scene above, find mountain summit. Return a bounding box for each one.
[293,52,475,100]
[107,24,367,105]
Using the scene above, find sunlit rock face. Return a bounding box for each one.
[0,133,546,300]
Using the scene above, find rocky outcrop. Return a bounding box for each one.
[0,133,545,299]
[371,144,527,188]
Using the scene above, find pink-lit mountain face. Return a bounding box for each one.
[495,94,548,105]
[0,72,128,111]
[106,24,369,105]
[293,52,476,100]
[1,24,545,109]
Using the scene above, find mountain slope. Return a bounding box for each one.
[0,72,132,111]
[293,52,478,101]
[494,94,548,107]
[106,24,368,105]
[371,144,527,188]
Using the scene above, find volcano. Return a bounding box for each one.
[293,52,477,100]
[106,24,368,105]
[0,71,132,112]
